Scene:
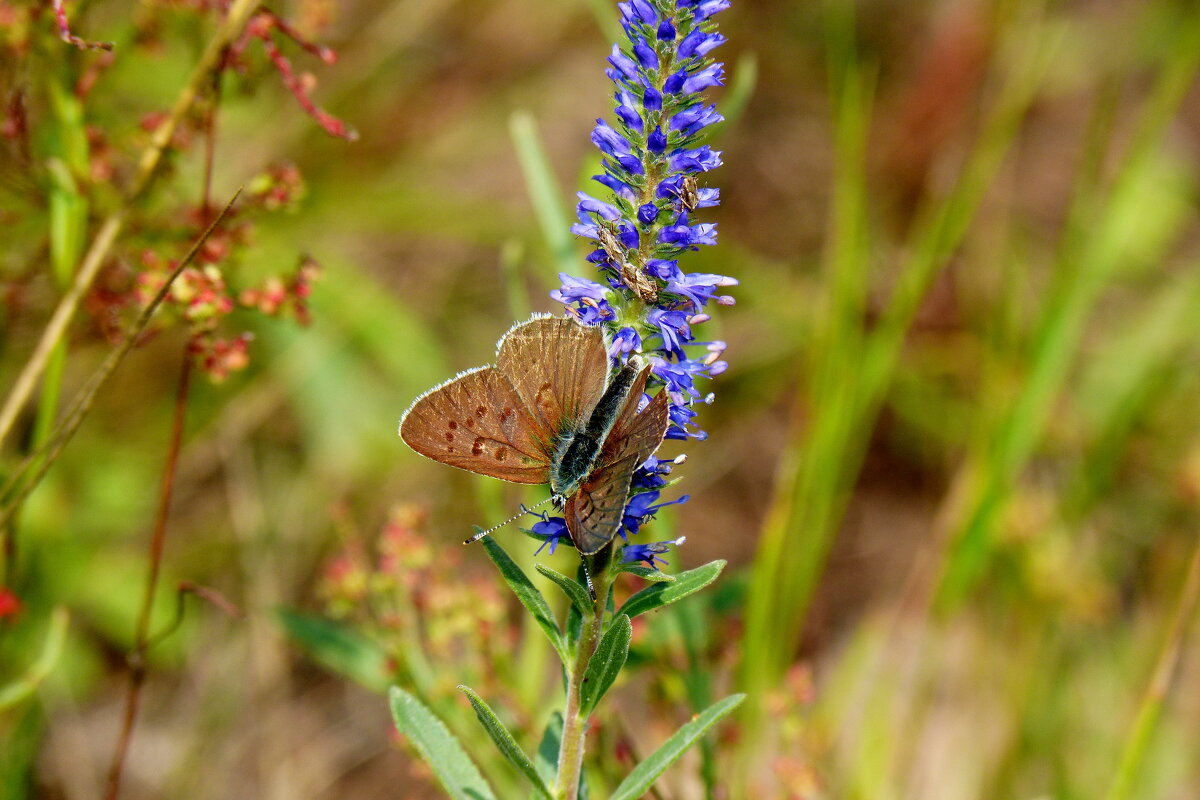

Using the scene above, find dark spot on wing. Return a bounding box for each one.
[446,446,454,453]
[500,407,514,423]
[494,448,507,461]
[476,406,487,418]
[448,420,458,430]
[445,432,454,442]
[472,439,484,456]
[464,417,475,429]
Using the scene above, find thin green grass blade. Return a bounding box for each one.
[1104,538,1200,800]
[0,607,69,710]
[458,686,554,799]
[742,1,1054,700]
[509,111,577,277]
[609,694,745,800]
[389,687,498,800]
[935,11,1200,607]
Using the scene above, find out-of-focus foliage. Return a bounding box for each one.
[2,0,1200,798]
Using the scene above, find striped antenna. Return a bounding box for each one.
[462,497,554,546]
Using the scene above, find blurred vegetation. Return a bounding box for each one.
[2,0,1200,798]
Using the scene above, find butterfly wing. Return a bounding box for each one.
[565,379,671,555]
[495,315,609,443]
[399,366,553,483]
[565,453,642,555]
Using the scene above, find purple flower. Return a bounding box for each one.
[682,63,726,93]
[666,271,739,310]
[648,308,692,357]
[609,326,642,358]
[643,86,663,111]
[668,145,723,173]
[552,0,735,556]
[530,514,572,555]
[622,537,686,570]
[670,104,724,136]
[647,126,668,153]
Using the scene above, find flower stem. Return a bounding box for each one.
[103,352,193,800]
[0,0,261,450]
[555,552,613,800]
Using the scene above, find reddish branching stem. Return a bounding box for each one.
[52,0,114,51]
[242,11,357,141]
[103,355,192,800]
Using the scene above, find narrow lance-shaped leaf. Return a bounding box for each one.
[276,609,389,692]
[481,536,566,661]
[535,712,564,786]
[580,614,632,715]
[388,687,497,800]
[458,686,554,800]
[618,564,676,583]
[609,694,746,800]
[536,564,593,616]
[617,560,726,619]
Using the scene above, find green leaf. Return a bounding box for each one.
[0,607,69,710]
[389,687,498,800]
[276,609,389,692]
[481,537,566,661]
[618,564,676,583]
[609,694,746,800]
[458,686,553,799]
[536,564,592,616]
[580,614,632,715]
[509,111,576,276]
[534,712,563,786]
[617,560,726,620]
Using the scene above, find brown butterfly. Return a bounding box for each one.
[398,314,670,555]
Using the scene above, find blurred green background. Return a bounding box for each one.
[3,0,1200,797]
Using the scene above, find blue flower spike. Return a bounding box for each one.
[543,0,734,572]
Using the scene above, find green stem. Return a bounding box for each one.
[1104,533,1200,800]
[554,555,612,800]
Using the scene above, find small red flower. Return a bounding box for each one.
[0,587,22,620]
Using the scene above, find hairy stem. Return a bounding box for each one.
[0,0,260,449]
[103,353,193,800]
[555,556,612,800]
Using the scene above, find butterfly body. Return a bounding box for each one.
[399,315,669,555]
[549,359,643,501]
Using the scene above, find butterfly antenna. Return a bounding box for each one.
[462,497,554,546]
[580,560,597,601]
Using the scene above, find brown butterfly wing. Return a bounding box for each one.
[565,383,671,555]
[495,315,608,443]
[565,453,641,555]
[600,371,671,471]
[399,366,553,483]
